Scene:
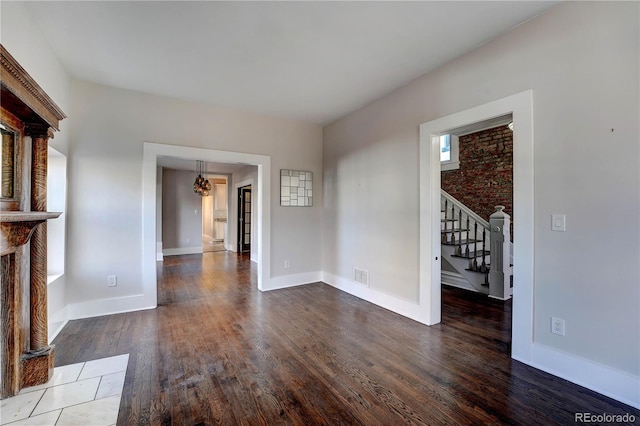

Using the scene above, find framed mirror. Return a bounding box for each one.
[0,113,23,211]
[1,124,16,199]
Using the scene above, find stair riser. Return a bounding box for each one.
[468,257,490,270]
[441,232,472,243]
[448,241,487,252]
[440,245,490,293]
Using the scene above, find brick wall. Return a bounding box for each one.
[442,125,513,226]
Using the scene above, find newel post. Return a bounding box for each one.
[489,206,511,300]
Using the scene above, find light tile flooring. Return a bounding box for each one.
[1,354,128,426]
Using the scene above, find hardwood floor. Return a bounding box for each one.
[52,253,639,425]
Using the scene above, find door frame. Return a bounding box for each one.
[237,184,252,254]
[233,178,256,261]
[142,142,271,301]
[419,90,534,363]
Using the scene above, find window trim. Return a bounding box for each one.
[440,134,460,171]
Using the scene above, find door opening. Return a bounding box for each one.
[237,185,252,253]
[419,90,534,363]
[439,115,513,297]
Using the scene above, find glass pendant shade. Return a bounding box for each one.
[193,161,211,196]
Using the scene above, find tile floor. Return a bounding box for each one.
[1,354,128,426]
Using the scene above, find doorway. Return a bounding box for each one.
[202,175,228,253]
[439,116,513,295]
[237,185,252,253]
[143,142,272,301]
[419,90,534,364]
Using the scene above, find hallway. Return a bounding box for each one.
[50,252,638,425]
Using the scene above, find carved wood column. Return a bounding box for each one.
[30,134,49,350]
[20,132,54,388]
[1,253,21,397]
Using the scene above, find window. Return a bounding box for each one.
[440,134,459,171]
[440,134,451,162]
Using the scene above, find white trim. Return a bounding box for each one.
[47,273,64,286]
[526,343,640,409]
[66,294,155,320]
[440,134,460,171]
[440,160,459,172]
[156,242,164,261]
[143,142,271,305]
[322,272,424,324]
[48,306,68,343]
[420,90,534,352]
[268,271,322,291]
[162,246,203,256]
[418,127,443,325]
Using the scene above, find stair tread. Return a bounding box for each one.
[442,238,481,246]
[451,250,490,259]
[466,266,490,273]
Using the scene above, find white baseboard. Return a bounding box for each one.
[163,246,203,256]
[322,272,424,324]
[66,294,156,320]
[48,306,69,343]
[266,271,322,291]
[516,343,640,409]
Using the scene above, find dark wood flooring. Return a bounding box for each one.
[52,252,639,425]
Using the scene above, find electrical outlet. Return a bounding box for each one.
[361,269,369,286]
[284,260,290,269]
[551,317,565,336]
[353,267,369,287]
[107,275,117,287]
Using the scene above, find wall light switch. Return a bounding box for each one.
[551,214,566,232]
[107,275,117,287]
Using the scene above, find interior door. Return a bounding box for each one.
[237,185,251,253]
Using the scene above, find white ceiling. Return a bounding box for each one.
[24,1,558,126]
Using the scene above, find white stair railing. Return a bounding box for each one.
[489,206,512,300]
[440,191,512,299]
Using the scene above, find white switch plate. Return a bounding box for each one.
[551,316,565,336]
[551,214,566,231]
[107,275,117,287]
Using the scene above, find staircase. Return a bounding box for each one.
[440,191,513,299]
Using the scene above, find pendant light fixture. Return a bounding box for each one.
[193,160,212,196]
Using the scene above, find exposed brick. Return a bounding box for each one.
[442,125,513,232]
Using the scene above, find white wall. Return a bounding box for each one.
[323,1,639,405]
[65,79,322,309]
[162,169,203,255]
[1,2,72,342]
